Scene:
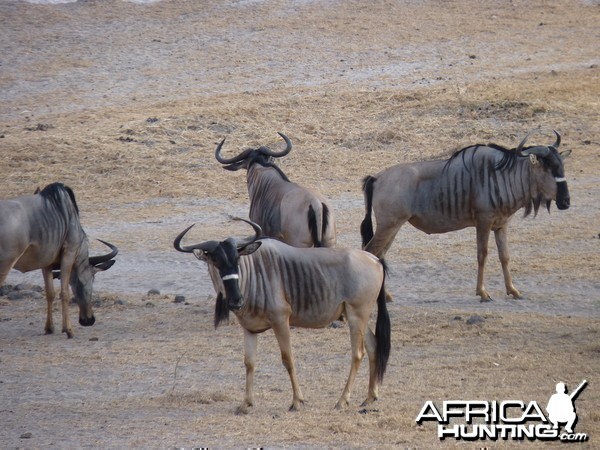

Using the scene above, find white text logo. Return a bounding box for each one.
[415,380,588,442]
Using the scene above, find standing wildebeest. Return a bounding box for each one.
[361,130,571,301]
[0,183,118,338]
[215,132,336,248]
[174,218,390,412]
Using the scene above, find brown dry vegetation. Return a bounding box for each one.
[0,0,599,448]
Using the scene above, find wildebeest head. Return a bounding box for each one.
[516,130,571,211]
[52,239,118,326]
[214,132,292,178]
[174,218,262,311]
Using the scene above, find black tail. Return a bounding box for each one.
[360,176,376,248]
[322,203,330,242]
[308,204,323,247]
[375,261,391,383]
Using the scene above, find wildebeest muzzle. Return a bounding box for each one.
[79,315,96,327]
[222,273,244,310]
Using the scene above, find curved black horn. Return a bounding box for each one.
[257,132,293,158]
[516,131,532,157]
[232,217,262,249]
[88,239,118,266]
[551,129,561,149]
[173,224,220,253]
[214,138,253,165]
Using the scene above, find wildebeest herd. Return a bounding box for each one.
[0,129,570,411]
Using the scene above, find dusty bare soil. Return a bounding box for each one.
[0,0,599,448]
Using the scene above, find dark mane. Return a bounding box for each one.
[444,142,524,173]
[247,149,291,182]
[39,182,80,215]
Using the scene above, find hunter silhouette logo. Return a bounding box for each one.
[416,379,589,442]
[547,380,587,434]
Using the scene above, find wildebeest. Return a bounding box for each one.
[0,183,118,338]
[215,132,336,248]
[174,218,390,412]
[361,130,571,301]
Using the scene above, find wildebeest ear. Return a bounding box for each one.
[239,241,261,256]
[560,150,572,160]
[93,259,116,274]
[192,248,210,262]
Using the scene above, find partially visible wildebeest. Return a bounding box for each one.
[215,133,336,248]
[0,183,118,338]
[174,218,390,412]
[361,130,571,301]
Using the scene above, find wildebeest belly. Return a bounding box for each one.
[12,244,60,272]
[289,302,345,328]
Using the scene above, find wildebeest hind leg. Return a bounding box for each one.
[361,326,379,406]
[363,222,403,260]
[335,311,366,409]
[475,224,493,301]
[364,222,403,301]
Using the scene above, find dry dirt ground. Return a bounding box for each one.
[0,0,599,448]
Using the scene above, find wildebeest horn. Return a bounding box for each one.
[89,239,118,267]
[550,129,561,149]
[256,132,292,158]
[517,129,561,157]
[231,217,263,248]
[214,138,254,165]
[516,131,532,157]
[173,224,220,253]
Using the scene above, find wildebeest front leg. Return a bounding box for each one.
[272,320,304,411]
[494,226,522,298]
[236,329,258,415]
[475,224,493,302]
[59,257,75,338]
[41,268,56,334]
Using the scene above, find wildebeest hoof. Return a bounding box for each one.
[509,290,522,299]
[334,399,349,410]
[360,397,378,407]
[289,399,305,412]
[235,404,252,415]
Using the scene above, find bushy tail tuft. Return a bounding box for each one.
[375,265,391,383]
[308,204,322,247]
[322,203,330,244]
[360,176,376,248]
